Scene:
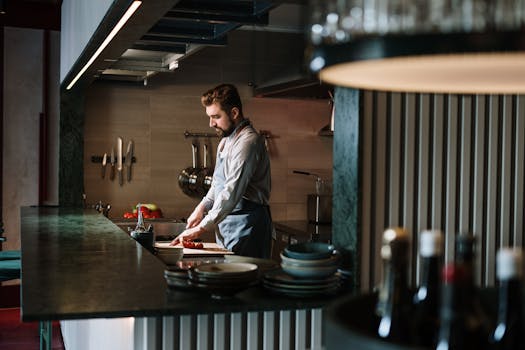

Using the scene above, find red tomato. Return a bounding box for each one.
[182,241,204,249]
[150,209,163,218]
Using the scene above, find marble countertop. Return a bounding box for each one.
[20,207,340,322]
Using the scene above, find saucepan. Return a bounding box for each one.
[196,143,213,197]
[178,142,199,197]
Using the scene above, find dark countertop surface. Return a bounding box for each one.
[20,207,343,322]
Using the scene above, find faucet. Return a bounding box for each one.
[83,194,111,217]
[95,202,111,218]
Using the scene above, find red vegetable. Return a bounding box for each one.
[182,241,204,249]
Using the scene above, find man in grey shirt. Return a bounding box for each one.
[171,84,272,258]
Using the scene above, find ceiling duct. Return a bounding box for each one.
[97,0,276,83]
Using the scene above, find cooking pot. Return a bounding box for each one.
[196,143,213,197]
[307,194,332,224]
[178,142,199,197]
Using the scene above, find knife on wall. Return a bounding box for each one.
[101,153,107,179]
[109,147,115,181]
[125,140,134,182]
[117,137,123,186]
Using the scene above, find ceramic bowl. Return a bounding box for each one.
[280,261,338,279]
[156,247,184,265]
[284,242,335,260]
[280,251,340,267]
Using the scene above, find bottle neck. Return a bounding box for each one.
[496,278,523,325]
[419,256,441,289]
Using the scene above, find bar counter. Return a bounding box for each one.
[20,206,334,323]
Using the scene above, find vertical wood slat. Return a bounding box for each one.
[472,95,487,286]
[294,310,306,350]
[458,94,473,234]
[403,93,417,283]
[500,95,514,249]
[196,315,209,350]
[431,94,445,233]
[279,311,291,350]
[361,90,374,291]
[373,92,388,289]
[360,90,525,289]
[246,312,259,350]
[514,96,525,247]
[213,314,225,350]
[179,315,192,350]
[415,93,431,285]
[162,316,175,350]
[485,96,500,285]
[310,309,323,350]
[388,92,402,226]
[263,311,275,350]
[444,95,458,264]
[230,313,243,349]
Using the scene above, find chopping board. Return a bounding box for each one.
[155,242,234,257]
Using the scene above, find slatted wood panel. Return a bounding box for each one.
[360,92,525,290]
[155,309,322,350]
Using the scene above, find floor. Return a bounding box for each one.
[0,284,65,350]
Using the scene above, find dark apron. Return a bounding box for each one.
[214,139,272,259]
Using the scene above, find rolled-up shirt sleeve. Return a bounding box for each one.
[199,134,259,231]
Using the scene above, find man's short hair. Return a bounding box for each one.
[201,83,243,117]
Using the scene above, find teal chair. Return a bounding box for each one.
[0,227,21,282]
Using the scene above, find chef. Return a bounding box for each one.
[171,84,272,258]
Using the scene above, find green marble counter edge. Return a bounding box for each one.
[20,207,345,322]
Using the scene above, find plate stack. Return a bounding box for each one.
[164,267,192,290]
[188,262,259,298]
[263,242,341,297]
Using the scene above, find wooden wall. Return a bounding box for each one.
[83,81,333,222]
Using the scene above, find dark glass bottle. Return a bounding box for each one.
[435,233,491,350]
[376,227,411,344]
[490,248,525,350]
[412,229,443,347]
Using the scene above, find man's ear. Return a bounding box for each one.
[231,107,240,120]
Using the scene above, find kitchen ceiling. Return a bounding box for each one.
[1,0,328,98]
[61,0,324,97]
[98,0,281,83]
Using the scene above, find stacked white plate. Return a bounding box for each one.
[262,242,341,297]
[188,262,259,298]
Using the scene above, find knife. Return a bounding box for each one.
[109,147,115,181]
[101,153,107,179]
[117,137,123,186]
[125,140,134,182]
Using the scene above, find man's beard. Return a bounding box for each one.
[215,118,235,138]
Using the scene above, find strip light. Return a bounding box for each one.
[66,1,142,90]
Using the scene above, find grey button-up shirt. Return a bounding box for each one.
[198,119,271,232]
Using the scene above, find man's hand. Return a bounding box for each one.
[186,203,206,229]
[169,226,205,246]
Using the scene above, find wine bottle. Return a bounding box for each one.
[412,229,443,347]
[376,227,411,344]
[490,248,524,350]
[435,233,492,350]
